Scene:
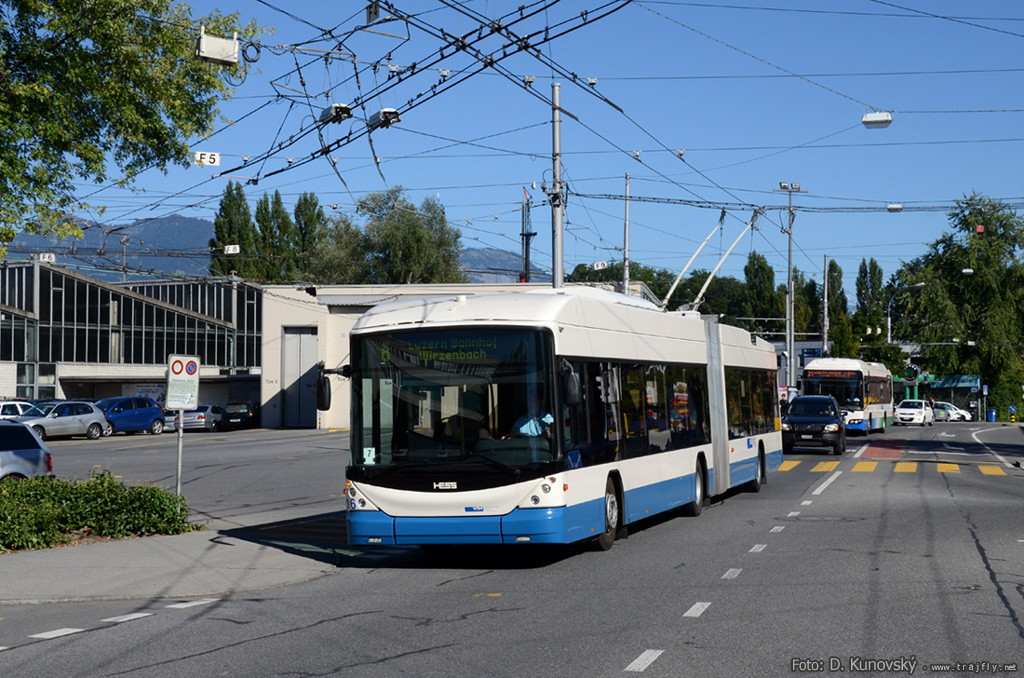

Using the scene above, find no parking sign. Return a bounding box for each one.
[166,354,200,410]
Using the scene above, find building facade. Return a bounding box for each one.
[0,262,260,404]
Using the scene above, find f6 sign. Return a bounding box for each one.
[194,151,221,167]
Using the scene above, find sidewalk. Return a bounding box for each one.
[0,528,337,604]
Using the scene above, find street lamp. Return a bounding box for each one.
[886,282,925,344]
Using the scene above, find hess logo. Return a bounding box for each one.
[433,481,457,490]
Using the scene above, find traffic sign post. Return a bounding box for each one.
[166,355,200,495]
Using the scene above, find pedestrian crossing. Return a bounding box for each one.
[778,459,1010,476]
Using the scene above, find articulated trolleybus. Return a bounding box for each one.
[801,357,893,434]
[339,287,782,551]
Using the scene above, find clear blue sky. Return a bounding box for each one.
[75,1,1024,298]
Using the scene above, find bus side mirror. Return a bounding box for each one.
[316,370,332,411]
[564,370,581,407]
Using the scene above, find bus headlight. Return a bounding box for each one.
[541,483,551,493]
[530,495,540,505]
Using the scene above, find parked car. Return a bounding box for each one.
[168,405,224,432]
[781,394,847,455]
[94,396,165,435]
[14,400,111,440]
[933,401,972,421]
[223,401,260,430]
[0,400,33,420]
[894,399,934,426]
[0,420,54,480]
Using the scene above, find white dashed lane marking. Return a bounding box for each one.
[625,649,664,672]
[770,525,785,533]
[683,602,711,618]
[722,568,742,579]
[29,628,84,639]
[1,599,222,652]
[750,544,767,553]
[165,598,220,609]
[102,613,154,623]
[813,470,842,495]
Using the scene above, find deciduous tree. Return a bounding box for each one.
[0,1,259,257]
[895,194,1024,411]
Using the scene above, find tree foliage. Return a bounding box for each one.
[209,181,255,277]
[0,1,260,257]
[895,194,1024,411]
[254,191,297,281]
[855,258,885,316]
[295,187,467,285]
[359,188,467,285]
[742,251,780,333]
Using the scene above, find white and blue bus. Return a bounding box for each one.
[800,357,893,434]
[334,287,782,551]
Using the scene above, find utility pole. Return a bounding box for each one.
[774,182,806,394]
[822,254,829,356]
[520,199,536,282]
[550,83,564,289]
[623,172,630,295]
[120,235,130,283]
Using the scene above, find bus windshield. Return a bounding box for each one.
[802,370,863,407]
[351,327,555,474]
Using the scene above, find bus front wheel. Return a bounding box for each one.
[596,476,621,551]
[746,451,765,493]
[681,460,705,517]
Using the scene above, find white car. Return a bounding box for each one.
[894,399,934,426]
[932,401,972,422]
[0,400,33,420]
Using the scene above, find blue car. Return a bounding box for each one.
[95,396,165,435]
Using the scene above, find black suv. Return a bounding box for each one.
[782,395,846,455]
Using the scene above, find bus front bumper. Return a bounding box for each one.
[347,504,595,546]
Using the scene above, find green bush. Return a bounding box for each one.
[0,470,202,553]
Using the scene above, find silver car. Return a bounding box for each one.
[167,404,224,432]
[0,420,54,480]
[15,400,111,440]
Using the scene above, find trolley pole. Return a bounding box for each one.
[623,172,630,295]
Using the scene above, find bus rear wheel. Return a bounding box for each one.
[595,476,620,551]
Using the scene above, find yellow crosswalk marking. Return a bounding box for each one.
[779,459,1012,476]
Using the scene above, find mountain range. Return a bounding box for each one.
[5,215,546,284]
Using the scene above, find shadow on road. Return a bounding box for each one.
[220,510,580,569]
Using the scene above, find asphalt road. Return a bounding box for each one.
[2,422,1022,677]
